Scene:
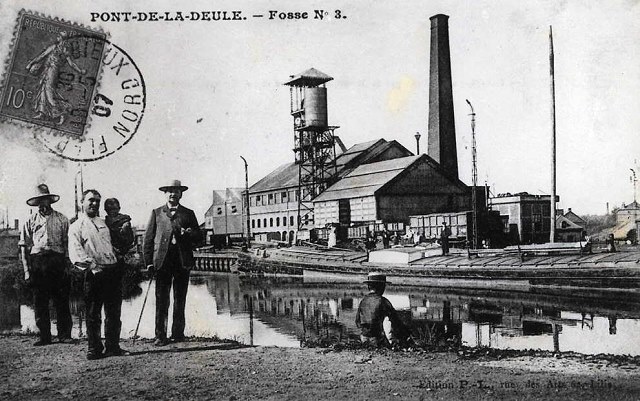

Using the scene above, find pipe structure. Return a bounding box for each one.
[466,99,478,249]
[240,156,251,248]
[549,26,557,243]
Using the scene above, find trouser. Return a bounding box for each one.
[155,246,190,340]
[84,263,123,355]
[441,239,449,255]
[30,252,72,342]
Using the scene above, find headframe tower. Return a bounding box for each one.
[285,68,339,233]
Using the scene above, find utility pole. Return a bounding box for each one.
[466,99,478,249]
[549,26,557,243]
[240,156,251,248]
[414,132,421,155]
[630,168,637,204]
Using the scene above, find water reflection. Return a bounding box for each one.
[3,272,640,356]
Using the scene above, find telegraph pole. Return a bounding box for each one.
[466,99,478,249]
[631,168,637,204]
[549,26,557,243]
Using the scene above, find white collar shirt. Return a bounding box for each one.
[19,209,69,255]
[68,213,117,272]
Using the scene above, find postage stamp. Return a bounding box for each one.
[0,11,106,138]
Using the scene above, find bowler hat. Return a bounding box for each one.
[159,179,188,192]
[363,272,391,284]
[26,184,60,206]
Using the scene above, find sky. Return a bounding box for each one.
[0,0,639,227]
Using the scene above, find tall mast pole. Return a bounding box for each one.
[466,99,478,249]
[549,26,557,243]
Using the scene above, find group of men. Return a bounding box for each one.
[19,179,201,360]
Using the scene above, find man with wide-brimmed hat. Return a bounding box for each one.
[18,183,72,346]
[143,179,201,346]
[355,273,407,347]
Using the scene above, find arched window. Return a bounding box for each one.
[290,216,294,226]
[252,219,255,229]
[257,219,261,228]
[270,218,274,227]
[276,217,280,226]
[283,215,287,226]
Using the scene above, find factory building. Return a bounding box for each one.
[203,188,244,246]
[313,154,470,227]
[489,193,559,244]
[248,139,413,242]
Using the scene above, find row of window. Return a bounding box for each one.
[216,205,237,215]
[251,214,309,229]
[252,189,313,207]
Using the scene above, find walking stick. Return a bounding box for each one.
[133,274,153,345]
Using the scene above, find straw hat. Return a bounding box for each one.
[363,272,391,284]
[159,179,188,192]
[26,184,60,206]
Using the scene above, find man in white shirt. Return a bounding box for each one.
[69,189,128,360]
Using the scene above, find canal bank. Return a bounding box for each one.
[1,334,640,400]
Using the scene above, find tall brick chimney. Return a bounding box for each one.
[428,14,458,180]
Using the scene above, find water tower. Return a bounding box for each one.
[284,68,339,231]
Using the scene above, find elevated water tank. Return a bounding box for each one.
[303,87,327,128]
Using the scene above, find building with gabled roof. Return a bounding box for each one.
[248,139,413,242]
[204,188,244,246]
[313,154,470,227]
[555,213,585,243]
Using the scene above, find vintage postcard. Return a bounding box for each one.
[0,0,639,400]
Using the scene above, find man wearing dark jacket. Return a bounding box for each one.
[143,180,201,346]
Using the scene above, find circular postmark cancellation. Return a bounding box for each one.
[0,11,146,161]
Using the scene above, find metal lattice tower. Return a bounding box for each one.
[284,68,339,231]
[466,100,478,249]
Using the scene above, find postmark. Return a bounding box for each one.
[0,11,146,162]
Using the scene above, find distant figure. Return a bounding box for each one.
[392,232,400,246]
[18,184,72,346]
[356,273,407,347]
[104,198,135,260]
[381,228,391,249]
[440,222,451,255]
[606,234,616,253]
[327,225,337,248]
[365,228,376,253]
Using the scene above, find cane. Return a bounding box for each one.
[133,274,153,345]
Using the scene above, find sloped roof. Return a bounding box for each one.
[313,156,421,202]
[249,138,410,193]
[563,210,585,225]
[555,215,583,230]
[284,68,333,87]
[212,188,244,204]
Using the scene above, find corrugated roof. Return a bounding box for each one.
[249,139,400,193]
[313,156,421,202]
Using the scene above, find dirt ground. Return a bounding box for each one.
[2,334,640,401]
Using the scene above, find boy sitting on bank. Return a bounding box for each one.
[355,273,408,347]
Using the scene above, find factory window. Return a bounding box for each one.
[256,195,261,206]
[282,191,287,201]
[217,207,222,215]
[263,218,267,227]
[268,194,274,205]
[257,219,261,228]
[270,218,274,227]
[290,216,295,226]
[252,220,255,229]
[276,217,280,226]
[282,215,287,226]
[231,205,237,214]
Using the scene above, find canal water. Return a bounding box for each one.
[2,271,640,356]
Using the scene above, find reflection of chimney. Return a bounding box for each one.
[428,14,458,179]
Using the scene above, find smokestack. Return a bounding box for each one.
[428,14,458,179]
[14,219,18,230]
